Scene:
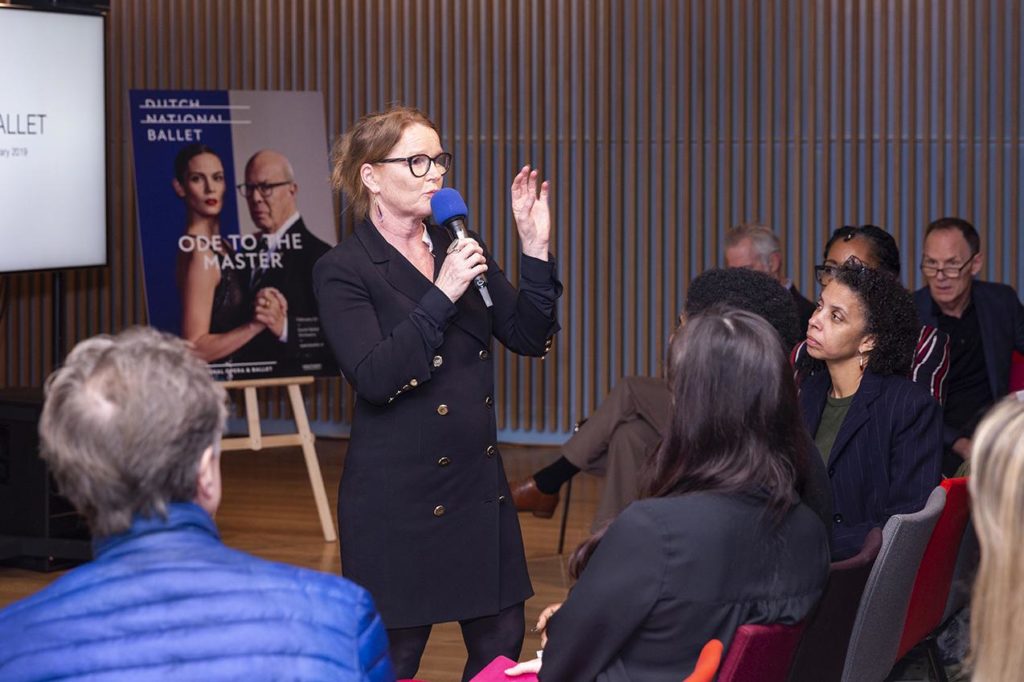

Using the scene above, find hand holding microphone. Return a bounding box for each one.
[431,188,493,307]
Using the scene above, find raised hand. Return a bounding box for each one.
[510,165,551,260]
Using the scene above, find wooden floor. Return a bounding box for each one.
[0,439,602,682]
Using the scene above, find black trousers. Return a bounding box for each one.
[387,601,525,682]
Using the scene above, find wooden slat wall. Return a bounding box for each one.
[2,0,1022,443]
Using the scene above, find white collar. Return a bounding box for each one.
[421,224,434,254]
[263,212,302,250]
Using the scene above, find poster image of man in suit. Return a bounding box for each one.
[236,149,335,376]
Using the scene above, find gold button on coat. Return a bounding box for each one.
[410,378,418,387]
[432,355,443,368]
[486,445,497,457]
[484,395,493,407]
[437,404,449,416]
[479,349,489,360]
[433,505,446,517]
[437,456,451,466]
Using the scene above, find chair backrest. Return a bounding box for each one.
[1010,351,1024,392]
[841,485,946,682]
[683,639,724,682]
[718,621,807,682]
[786,527,883,682]
[896,477,971,660]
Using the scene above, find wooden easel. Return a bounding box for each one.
[221,376,337,542]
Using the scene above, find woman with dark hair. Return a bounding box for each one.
[799,263,943,559]
[173,143,284,362]
[791,224,950,403]
[507,308,829,681]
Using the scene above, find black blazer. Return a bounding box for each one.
[540,493,829,682]
[799,370,943,560]
[313,219,561,627]
[914,280,1024,446]
[240,217,333,372]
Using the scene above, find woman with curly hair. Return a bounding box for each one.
[799,262,943,559]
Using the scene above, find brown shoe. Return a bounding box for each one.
[510,477,559,518]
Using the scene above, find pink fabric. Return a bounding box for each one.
[468,655,539,682]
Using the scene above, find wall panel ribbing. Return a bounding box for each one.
[2,0,1021,442]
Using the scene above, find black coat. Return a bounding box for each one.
[240,217,333,373]
[313,219,561,627]
[540,493,829,682]
[914,280,1024,447]
[799,370,943,560]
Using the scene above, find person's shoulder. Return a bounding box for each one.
[628,492,761,533]
[312,228,369,278]
[872,372,939,410]
[236,549,373,604]
[973,279,1021,304]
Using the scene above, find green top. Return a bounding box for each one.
[814,393,855,465]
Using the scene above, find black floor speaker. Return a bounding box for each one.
[0,389,91,571]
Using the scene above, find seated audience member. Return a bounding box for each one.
[791,224,951,403]
[798,263,943,560]
[0,327,393,682]
[966,391,1024,682]
[506,308,829,681]
[914,217,1024,476]
[512,268,826,531]
[723,222,817,330]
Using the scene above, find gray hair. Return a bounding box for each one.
[724,223,781,266]
[39,327,227,536]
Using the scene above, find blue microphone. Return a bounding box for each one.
[431,188,492,307]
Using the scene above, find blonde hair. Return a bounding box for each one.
[330,105,438,218]
[968,393,1024,681]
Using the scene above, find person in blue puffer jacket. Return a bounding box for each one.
[0,327,395,682]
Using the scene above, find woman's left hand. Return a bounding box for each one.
[510,165,551,260]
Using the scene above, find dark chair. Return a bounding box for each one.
[787,527,883,682]
[894,478,971,681]
[841,485,946,682]
[718,621,808,682]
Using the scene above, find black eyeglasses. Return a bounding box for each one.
[373,152,453,178]
[815,256,867,286]
[920,255,977,279]
[237,180,293,198]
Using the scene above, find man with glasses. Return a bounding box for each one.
[236,149,333,374]
[914,217,1024,475]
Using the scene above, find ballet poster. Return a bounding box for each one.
[129,89,338,380]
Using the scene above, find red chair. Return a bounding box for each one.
[718,621,807,682]
[894,477,971,680]
[1010,351,1024,392]
[787,527,883,682]
[683,639,724,682]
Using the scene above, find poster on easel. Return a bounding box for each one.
[129,89,338,380]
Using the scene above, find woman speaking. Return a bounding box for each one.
[314,106,562,681]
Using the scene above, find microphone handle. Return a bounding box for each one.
[451,219,493,308]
